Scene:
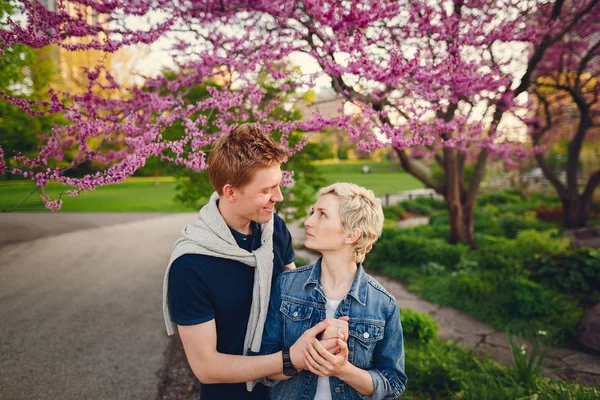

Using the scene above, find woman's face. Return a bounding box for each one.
[304,194,348,253]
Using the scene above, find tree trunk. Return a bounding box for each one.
[444,147,477,248]
[446,193,476,248]
[39,184,47,202]
[562,195,589,229]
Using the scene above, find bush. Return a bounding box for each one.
[477,191,523,206]
[451,272,494,298]
[468,237,524,277]
[513,229,570,256]
[499,278,559,318]
[369,229,467,270]
[496,212,556,239]
[400,308,438,345]
[400,197,446,216]
[382,203,406,221]
[528,248,600,302]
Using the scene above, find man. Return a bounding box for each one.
[162,124,347,400]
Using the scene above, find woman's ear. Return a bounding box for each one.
[345,228,361,245]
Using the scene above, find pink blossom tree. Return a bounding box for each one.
[528,1,600,228]
[1,0,599,245]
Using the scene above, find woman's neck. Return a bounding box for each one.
[320,252,357,301]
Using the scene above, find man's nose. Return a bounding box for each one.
[272,186,284,202]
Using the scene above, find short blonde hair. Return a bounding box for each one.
[208,123,287,194]
[318,182,384,263]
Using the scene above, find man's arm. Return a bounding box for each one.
[284,262,296,270]
[178,319,330,384]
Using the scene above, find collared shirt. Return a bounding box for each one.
[259,257,407,400]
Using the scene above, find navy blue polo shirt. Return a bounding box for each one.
[168,213,295,400]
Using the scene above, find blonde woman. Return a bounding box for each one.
[259,183,407,399]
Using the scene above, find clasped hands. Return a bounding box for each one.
[290,316,350,378]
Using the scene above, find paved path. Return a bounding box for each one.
[0,212,196,400]
[294,240,600,388]
[0,212,173,249]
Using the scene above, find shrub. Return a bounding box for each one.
[477,191,523,206]
[382,203,406,221]
[428,211,449,227]
[499,278,557,318]
[497,212,556,239]
[451,272,494,298]
[420,261,447,276]
[400,308,438,345]
[528,248,600,302]
[514,229,570,256]
[400,197,446,216]
[469,237,524,277]
[369,230,467,270]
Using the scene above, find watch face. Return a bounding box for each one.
[283,366,298,377]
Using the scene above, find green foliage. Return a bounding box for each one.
[0,7,63,177]
[399,197,446,216]
[420,261,447,276]
[451,272,494,298]
[501,278,557,319]
[382,203,406,221]
[528,248,600,304]
[507,330,558,390]
[369,228,467,270]
[400,308,438,344]
[173,171,214,209]
[534,380,600,399]
[514,229,571,256]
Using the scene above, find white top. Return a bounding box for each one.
[314,298,342,400]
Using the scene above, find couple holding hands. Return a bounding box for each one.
[163,124,407,400]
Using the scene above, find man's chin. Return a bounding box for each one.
[255,212,274,224]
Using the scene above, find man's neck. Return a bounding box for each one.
[217,197,252,235]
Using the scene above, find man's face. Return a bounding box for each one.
[234,165,284,224]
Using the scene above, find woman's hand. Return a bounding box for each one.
[303,337,349,377]
[321,316,349,343]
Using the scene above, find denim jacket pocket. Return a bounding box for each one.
[349,320,384,368]
[281,297,315,347]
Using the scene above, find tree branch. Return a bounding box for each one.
[394,147,442,193]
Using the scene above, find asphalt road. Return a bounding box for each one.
[0,212,197,400]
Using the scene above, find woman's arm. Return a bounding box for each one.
[304,338,374,396]
[303,301,407,399]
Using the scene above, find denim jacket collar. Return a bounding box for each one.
[304,256,368,306]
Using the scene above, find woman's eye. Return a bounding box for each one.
[320,212,327,219]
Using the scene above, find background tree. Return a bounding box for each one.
[138,68,328,220]
[1,0,598,242]
[528,10,600,228]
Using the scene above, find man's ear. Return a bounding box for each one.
[344,228,361,245]
[222,184,236,202]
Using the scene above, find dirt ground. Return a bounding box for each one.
[156,335,201,400]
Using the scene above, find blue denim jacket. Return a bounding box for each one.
[259,258,407,400]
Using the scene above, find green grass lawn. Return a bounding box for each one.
[0,177,196,212]
[0,161,423,212]
[314,160,423,195]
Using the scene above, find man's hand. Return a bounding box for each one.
[304,337,349,377]
[322,316,349,343]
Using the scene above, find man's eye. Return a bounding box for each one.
[320,212,327,218]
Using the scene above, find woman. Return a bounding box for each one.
[259,183,407,399]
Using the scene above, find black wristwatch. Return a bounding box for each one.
[282,347,298,377]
